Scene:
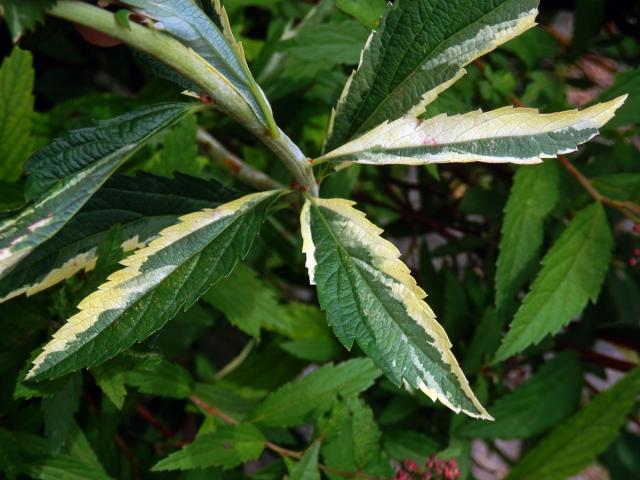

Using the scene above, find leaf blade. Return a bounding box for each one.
[301,197,489,419]
[495,203,613,361]
[326,0,539,150]
[26,190,283,381]
[321,98,625,166]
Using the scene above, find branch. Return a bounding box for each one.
[49,0,318,195]
[197,129,284,191]
[188,394,381,479]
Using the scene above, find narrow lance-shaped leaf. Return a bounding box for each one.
[319,97,625,167]
[0,173,237,304]
[0,103,197,280]
[495,162,560,311]
[458,352,583,439]
[121,0,277,136]
[153,423,266,471]
[0,47,34,182]
[26,190,284,381]
[495,203,613,362]
[325,0,539,150]
[507,368,640,480]
[301,198,490,419]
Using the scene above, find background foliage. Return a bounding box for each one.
[1,0,640,479]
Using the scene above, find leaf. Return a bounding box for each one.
[495,203,613,361]
[458,353,583,439]
[290,441,321,480]
[152,423,266,471]
[0,103,196,281]
[154,114,202,177]
[598,68,640,128]
[249,358,381,427]
[0,0,56,42]
[121,0,277,135]
[507,368,640,480]
[0,47,34,182]
[26,190,283,381]
[382,430,441,464]
[301,197,489,419]
[336,0,386,28]
[325,0,539,150]
[125,353,194,398]
[0,172,237,304]
[319,98,625,167]
[42,374,82,453]
[319,397,382,471]
[495,162,560,311]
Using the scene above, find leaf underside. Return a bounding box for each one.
[301,197,490,419]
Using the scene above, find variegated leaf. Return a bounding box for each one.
[0,103,196,281]
[0,173,237,304]
[122,0,277,136]
[26,190,283,381]
[300,197,490,419]
[319,97,626,167]
[325,0,539,151]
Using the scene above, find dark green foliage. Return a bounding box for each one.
[1,1,639,479]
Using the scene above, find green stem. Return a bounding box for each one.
[49,0,318,196]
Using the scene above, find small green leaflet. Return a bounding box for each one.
[121,0,277,136]
[290,441,321,480]
[507,368,640,480]
[0,47,34,182]
[125,353,194,399]
[336,0,386,28]
[153,423,266,471]
[43,374,82,453]
[458,352,582,439]
[249,358,381,427]
[325,0,539,150]
[301,198,489,419]
[495,203,613,361]
[0,103,196,281]
[26,190,284,381]
[495,162,560,311]
[0,172,237,304]
[598,68,640,128]
[0,0,56,42]
[319,98,625,167]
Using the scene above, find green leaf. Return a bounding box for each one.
[458,353,583,439]
[598,68,640,128]
[152,423,266,471]
[495,203,613,361]
[507,368,640,480]
[0,0,56,42]
[301,197,489,419]
[42,374,82,453]
[0,172,236,304]
[249,358,381,427]
[0,103,196,281]
[319,98,625,167]
[290,441,321,480]
[323,397,381,470]
[336,0,386,28]
[0,428,21,479]
[26,190,283,381]
[125,353,194,398]
[0,48,34,182]
[382,429,440,464]
[152,114,203,177]
[325,0,539,150]
[121,0,277,135]
[495,162,560,311]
